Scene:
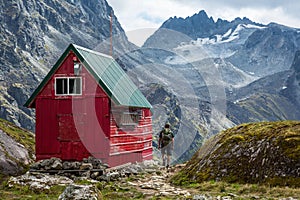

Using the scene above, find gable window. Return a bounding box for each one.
[55,77,82,96]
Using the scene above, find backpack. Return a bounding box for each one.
[161,129,173,144]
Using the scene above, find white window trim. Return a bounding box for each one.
[55,77,82,96]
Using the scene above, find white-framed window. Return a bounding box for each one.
[55,77,82,96]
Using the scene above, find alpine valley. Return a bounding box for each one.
[1,0,300,164]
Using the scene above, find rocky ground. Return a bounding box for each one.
[3,158,300,200]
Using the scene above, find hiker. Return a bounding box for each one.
[158,123,174,168]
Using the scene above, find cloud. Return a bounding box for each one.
[174,0,294,10]
[107,0,203,30]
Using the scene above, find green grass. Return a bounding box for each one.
[0,181,66,200]
[97,181,144,200]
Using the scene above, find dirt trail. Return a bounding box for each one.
[124,164,195,199]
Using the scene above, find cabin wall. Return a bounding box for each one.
[35,52,110,161]
[109,108,153,167]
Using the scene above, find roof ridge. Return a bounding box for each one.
[72,44,113,59]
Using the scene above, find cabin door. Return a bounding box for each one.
[57,114,88,160]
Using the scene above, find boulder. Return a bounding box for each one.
[58,184,102,200]
[80,163,93,171]
[0,127,34,175]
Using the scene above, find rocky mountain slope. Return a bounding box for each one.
[0,118,34,176]
[171,121,300,187]
[0,0,131,131]
[227,50,300,124]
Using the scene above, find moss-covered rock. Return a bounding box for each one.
[171,121,300,187]
[0,118,35,176]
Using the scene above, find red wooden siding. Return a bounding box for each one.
[109,108,153,166]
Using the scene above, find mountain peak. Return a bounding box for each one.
[158,9,259,40]
[160,10,216,39]
[196,10,209,19]
[231,17,255,25]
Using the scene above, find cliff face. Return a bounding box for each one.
[0,0,129,131]
[171,121,300,187]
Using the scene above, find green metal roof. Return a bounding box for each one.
[24,44,152,109]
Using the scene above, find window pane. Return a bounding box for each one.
[69,78,75,94]
[56,78,67,95]
[75,78,81,94]
[69,78,81,94]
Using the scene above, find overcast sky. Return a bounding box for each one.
[106,0,300,46]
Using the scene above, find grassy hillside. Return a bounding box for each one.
[171,121,300,187]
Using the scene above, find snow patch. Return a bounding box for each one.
[223,29,233,38]
[244,24,266,29]
[193,24,266,46]
[234,96,250,104]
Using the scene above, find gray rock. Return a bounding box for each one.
[62,161,73,170]
[50,158,63,170]
[80,163,93,171]
[0,129,34,175]
[87,156,103,169]
[90,172,100,179]
[80,171,91,179]
[106,171,120,181]
[193,194,213,200]
[58,184,101,200]
[8,171,73,191]
[30,160,42,170]
[62,161,81,170]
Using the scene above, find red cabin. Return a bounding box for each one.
[25,44,153,167]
